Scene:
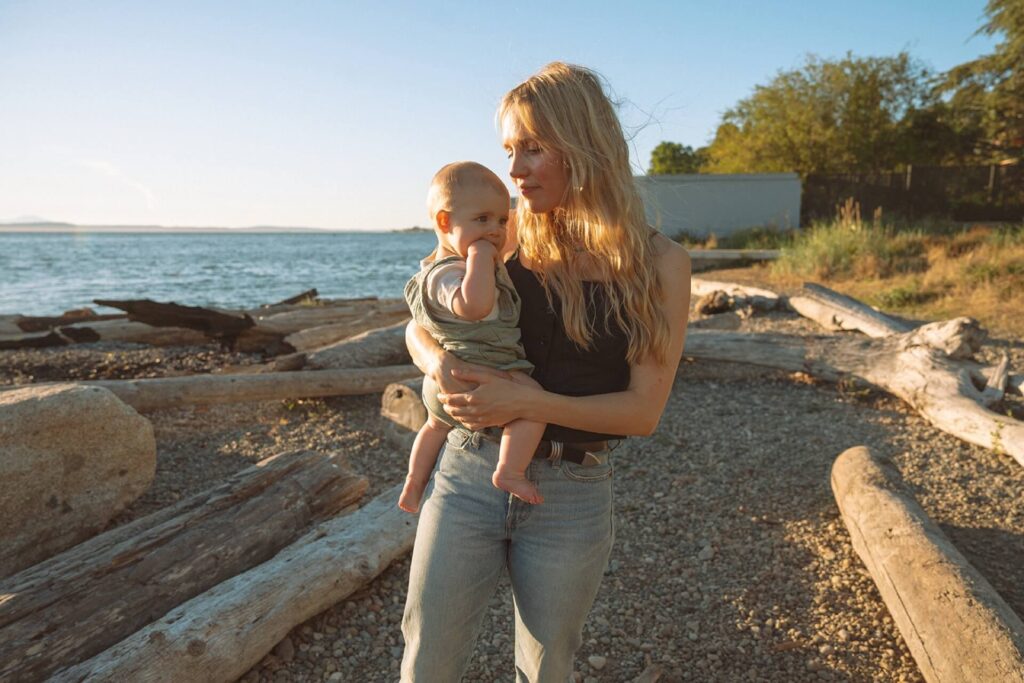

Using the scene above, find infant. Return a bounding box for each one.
[398,161,545,513]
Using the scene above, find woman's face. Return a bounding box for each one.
[501,114,569,214]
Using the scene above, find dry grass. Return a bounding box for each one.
[765,221,1024,337]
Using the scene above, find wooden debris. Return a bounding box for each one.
[0,329,68,349]
[787,282,913,337]
[272,321,411,372]
[691,277,781,316]
[0,451,368,682]
[832,446,1024,682]
[94,298,254,339]
[271,288,318,306]
[51,484,415,683]
[0,365,421,412]
[59,320,209,346]
[380,377,427,433]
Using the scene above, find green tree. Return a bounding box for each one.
[704,52,946,176]
[936,0,1024,162]
[648,142,708,174]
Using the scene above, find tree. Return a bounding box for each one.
[936,0,1024,162]
[648,142,708,174]
[704,52,948,176]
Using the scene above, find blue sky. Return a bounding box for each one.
[0,0,998,230]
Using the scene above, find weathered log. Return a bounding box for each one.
[0,365,421,412]
[250,300,408,335]
[683,322,1024,465]
[59,320,209,346]
[0,329,68,349]
[281,310,410,353]
[271,320,411,372]
[832,446,1024,682]
[271,288,318,306]
[690,277,781,315]
[0,450,369,682]
[788,282,914,337]
[94,299,254,340]
[51,484,416,683]
[381,377,427,433]
[13,310,127,333]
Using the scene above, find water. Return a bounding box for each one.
[0,231,438,316]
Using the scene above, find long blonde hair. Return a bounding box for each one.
[500,62,670,364]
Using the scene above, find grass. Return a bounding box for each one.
[679,210,1024,338]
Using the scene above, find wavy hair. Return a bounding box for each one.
[499,62,670,364]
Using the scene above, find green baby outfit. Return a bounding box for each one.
[405,254,533,427]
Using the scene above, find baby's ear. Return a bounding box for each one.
[435,210,451,232]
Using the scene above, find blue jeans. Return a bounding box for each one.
[401,427,616,683]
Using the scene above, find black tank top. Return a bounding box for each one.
[507,254,630,442]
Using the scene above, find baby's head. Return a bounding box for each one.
[427,161,510,259]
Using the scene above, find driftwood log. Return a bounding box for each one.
[5,309,126,333]
[60,320,209,346]
[270,320,411,372]
[381,377,427,433]
[0,450,368,682]
[832,446,1024,682]
[0,365,421,412]
[691,277,781,316]
[51,484,416,683]
[788,282,914,337]
[381,377,427,449]
[683,322,1024,466]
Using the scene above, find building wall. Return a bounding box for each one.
[635,173,801,238]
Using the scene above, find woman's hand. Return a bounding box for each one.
[439,368,540,430]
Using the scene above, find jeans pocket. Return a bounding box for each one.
[561,458,613,483]
[446,428,472,450]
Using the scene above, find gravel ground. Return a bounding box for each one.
[3,302,1022,682]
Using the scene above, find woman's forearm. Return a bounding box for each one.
[524,387,661,437]
[405,320,443,377]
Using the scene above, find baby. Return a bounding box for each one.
[398,161,546,513]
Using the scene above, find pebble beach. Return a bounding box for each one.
[2,297,1022,682]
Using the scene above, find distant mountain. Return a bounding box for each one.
[0,215,72,226]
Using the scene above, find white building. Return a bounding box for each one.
[635,173,801,238]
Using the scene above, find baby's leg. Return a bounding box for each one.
[399,415,451,514]
[495,418,546,504]
[493,371,546,504]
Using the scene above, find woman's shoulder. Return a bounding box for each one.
[650,231,690,270]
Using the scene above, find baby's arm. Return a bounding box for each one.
[450,241,498,321]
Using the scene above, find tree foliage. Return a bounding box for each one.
[648,142,708,174]
[703,52,957,177]
[936,0,1024,161]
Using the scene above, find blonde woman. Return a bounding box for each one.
[401,62,691,682]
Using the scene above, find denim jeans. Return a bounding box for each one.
[401,427,616,683]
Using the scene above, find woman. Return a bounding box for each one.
[401,62,691,682]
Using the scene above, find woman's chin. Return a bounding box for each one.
[520,197,553,214]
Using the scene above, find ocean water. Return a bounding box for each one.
[0,231,438,316]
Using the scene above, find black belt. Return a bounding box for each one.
[477,428,611,466]
[533,440,609,466]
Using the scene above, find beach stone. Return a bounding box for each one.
[587,655,607,670]
[274,636,295,663]
[0,383,155,577]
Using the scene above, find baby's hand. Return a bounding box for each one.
[468,239,500,264]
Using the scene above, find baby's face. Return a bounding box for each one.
[442,185,510,258]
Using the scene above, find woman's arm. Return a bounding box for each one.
[441,239,691,436]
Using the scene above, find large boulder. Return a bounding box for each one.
[0,383,156,577]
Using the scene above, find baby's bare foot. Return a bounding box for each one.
[398,476,427,513]
[492,468,543,505]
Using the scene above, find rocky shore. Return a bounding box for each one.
[2,302,1022,682]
